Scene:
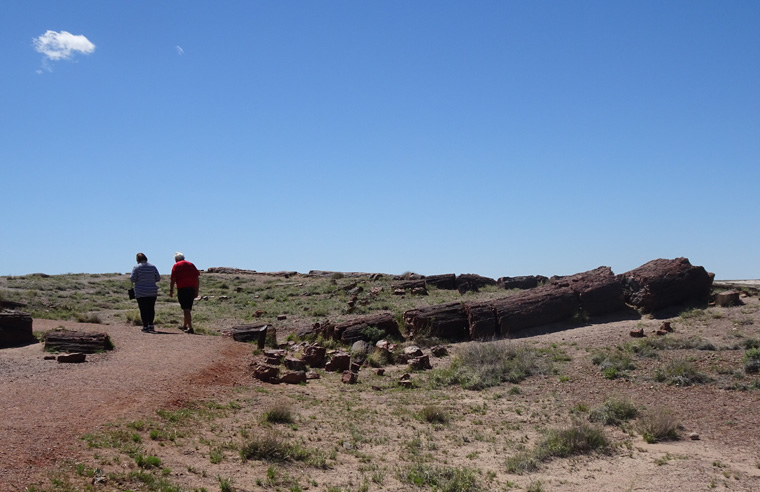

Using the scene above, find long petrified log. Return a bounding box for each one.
[424,274,457,290]
[335,312,402,344]
[403,302,469,341]
[0,310,36,348]
[44,329,113,354]
[550,266,625,316]
[491,285,580,336]
[618,257,713,313]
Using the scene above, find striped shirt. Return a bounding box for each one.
[130,262,161,298]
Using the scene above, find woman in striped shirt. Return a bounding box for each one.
[130,252,161,333]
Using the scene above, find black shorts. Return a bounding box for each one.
[177,287,196,310]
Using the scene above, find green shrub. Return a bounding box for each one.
[399,464,481,492]
[536,421,608,459]
[744,348,760,374]
[419,405,450,424]
[653,358,711,386]
[591,349,634,379]
[429,341,554,390]
[262,404,295,424]
[638,407,680,443]
[588,397,638,426]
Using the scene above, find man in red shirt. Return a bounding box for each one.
[169,252,200,334]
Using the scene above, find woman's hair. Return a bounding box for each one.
[136,252,148,263]
[174,252,185,262]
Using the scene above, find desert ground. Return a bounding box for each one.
[1,272,759,492]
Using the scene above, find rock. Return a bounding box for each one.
[716,291,741,307]
[305,371,321,380]
[284,357,307,372]
[325,352,351,372]
[231,324,268,348]
[0,310,36,348]
[252,363,280,383]
[350,361,362,373]
[403,346,424,358]
[689,432,700,440]
[277,314,287,321]
[409,355,432,371]
[490,285,580,336]
[280,371,307,384]
[265,356,282,365]
[431,345,448,357]
[57,353,86,363]
[342,371,358,384]
[629,328,645,338]
[411,287,428,296]
[465,301,498,340]
[43,355,56,360]
[424,274,457,290]
[301,344,327,368]
[618,257,713,313]
[350,340,371,358]
[659,322,673,333]
[374,368,385,376]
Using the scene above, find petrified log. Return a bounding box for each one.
[456,274,497,293]
[0,310,36,348]
[618,257,713,313]
[465,302,498,340]
[43,329,113,354]
[715,291,741,307]
[424,274,457,290]
[491,285,580,336]
[391,279,426,291]
[231,324,268,348]
[403,302,469,341]
[497,275,548,290]
[550,266,625,316]
[334,312,402,344]
[301,344,327,367]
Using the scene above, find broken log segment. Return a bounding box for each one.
[403,302,469,341]
[334,312,402,344]
[618,257,713,313]
[43,329,113,354]
[231,324,268,349]
[0,310,36,348]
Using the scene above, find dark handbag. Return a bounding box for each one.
[128,288,135,300]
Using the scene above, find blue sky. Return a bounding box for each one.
[2,1,758,280]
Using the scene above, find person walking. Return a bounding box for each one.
[169,252,200,334]
[130,252,161,333]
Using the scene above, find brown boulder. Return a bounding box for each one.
[284,357,307,372]
[716,291,741,307]
[252,363,280,383]
[409,355,432,371]
[342,371,358,384]
[280,371,307,384]
[301,344,327,368]
[325,352,351,372]
[57,353,86,363]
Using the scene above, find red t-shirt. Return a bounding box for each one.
[171,260,200,289]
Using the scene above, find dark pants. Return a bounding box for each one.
[136,296,157,327]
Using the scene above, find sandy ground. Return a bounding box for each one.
[0,319,252,490]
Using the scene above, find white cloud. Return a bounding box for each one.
[34,30,95,61]
[176,45,184,55]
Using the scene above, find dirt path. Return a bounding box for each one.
[0,319,253,491]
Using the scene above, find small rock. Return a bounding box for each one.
[374,368,385,376]
[277,314,287,321]
[403,346,424,358]
[409,355,432,371]
[689,432,700,440]
[342,371,358,384]
[431,345,448,357]
[629,328,645,338]
[305,371,321,380]
[284,357,307,372]
[57,353,86,363]
[43,355,56,360]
